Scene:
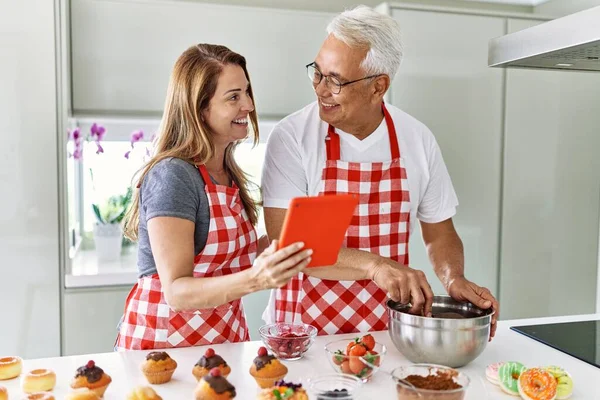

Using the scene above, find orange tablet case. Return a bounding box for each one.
[277,194,359,268]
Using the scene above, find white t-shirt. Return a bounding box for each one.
[261,101,459,234]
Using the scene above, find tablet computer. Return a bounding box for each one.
[277,194,359,268]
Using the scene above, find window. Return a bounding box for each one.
[234,142,267,236]
[82,141,148,233]
[68,118,273,257]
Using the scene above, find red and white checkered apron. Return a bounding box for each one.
[274,103,410,335]
[115,164,257,350]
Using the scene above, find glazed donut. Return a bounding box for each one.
[24,393,55,400]
[0,385,7,400]
[64,388,101,400]
[518,368,558,400]
[21,369,56,394]
[545,366,573,400]
[0,356,23,380]
[485,362,503,385]
[498,361,527,396]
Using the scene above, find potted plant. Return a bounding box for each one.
[68,123,148,262]
[92,187,133,262]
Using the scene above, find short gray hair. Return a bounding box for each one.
[326,5,403,78]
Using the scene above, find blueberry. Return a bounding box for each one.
[317,388,351,399]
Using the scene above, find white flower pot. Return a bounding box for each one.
[93,223,123,262]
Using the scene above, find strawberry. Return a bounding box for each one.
[86,360,95,369]
[346,338,360,355]
[349,357,367,375]
[349,343,367,357]
[258,346,268,357]
[209,367,221,377]
[361,334,375,351]
[332,350,345,366]
[340,360,352,374]
[205,348,215,358]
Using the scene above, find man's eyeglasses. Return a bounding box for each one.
[306,62,382,94]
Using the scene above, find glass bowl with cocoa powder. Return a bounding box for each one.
[392,364,470,400]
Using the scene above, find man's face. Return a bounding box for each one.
[312,35,373,129]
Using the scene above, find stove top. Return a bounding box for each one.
[511,320,600,369]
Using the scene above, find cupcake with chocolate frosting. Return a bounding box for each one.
[194,367,236,399]
[193,348,231,380]
[70,360,112,397]
[249,347,288,389]
[141,351,177,385]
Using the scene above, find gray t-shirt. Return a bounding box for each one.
[137,157,211,278]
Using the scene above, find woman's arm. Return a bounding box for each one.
[149,216,311,311]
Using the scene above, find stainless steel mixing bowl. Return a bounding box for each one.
[387,295,494,368]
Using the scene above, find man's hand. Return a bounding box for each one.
[447,276,499,340]
[370,260,434,317]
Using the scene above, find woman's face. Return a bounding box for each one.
[203,64,254,147]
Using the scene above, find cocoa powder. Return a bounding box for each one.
[404,373,462,390]
[396,371,465,400]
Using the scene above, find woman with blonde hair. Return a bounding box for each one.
[115,44,312,350]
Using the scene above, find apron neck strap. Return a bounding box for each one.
[325,102,400,161]
[197,165,215,188]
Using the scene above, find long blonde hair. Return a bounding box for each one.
[124,44,260,241]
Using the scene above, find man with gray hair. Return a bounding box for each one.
[261,5,499,338]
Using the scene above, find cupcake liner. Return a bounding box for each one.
[253,374,286,389]
[143,369,175,385]
[91,383,109,397]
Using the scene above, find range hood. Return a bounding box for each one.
[488,5,600,71]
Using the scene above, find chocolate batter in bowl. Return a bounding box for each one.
[387,295,494,367]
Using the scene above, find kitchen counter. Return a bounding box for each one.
[2,314,600,399]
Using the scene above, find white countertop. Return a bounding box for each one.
[2,314,600,399]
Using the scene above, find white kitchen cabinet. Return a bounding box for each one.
[500,19,600,319]
[389,8,505,297]
[242,290,271,341]
[63,287,131,356]
[70,0,334,117]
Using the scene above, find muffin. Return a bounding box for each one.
[194,367,236,399]
[70,360,112,397]
[193,348,231,380]
[249,347,288,389]
[141,352,177,385]
[257,380,308,400]
[127,386,163,400]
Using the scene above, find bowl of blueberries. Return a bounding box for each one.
[306,373,363,399]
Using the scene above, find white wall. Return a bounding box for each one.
[0,0,61,357]
[535,0,600,16]
[190,0,533,13]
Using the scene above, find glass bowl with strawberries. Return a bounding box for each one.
[259,323,318,361]
[324,334,387,383]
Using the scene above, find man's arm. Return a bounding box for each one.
[421,218,499,338]
[264,207,434,315]
[420,218,464,290]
